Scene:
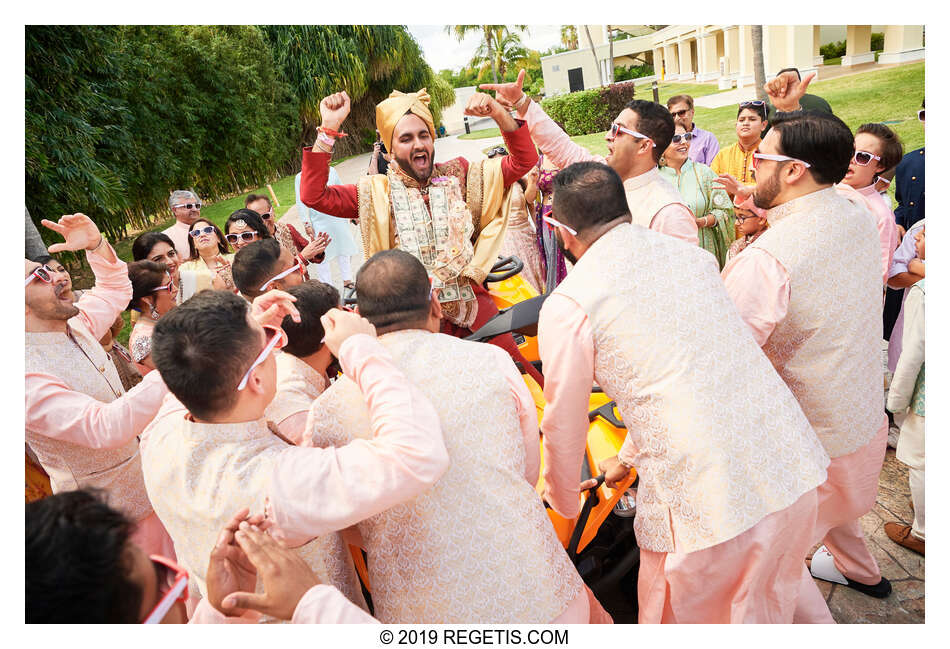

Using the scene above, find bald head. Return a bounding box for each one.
[355,250,431,331]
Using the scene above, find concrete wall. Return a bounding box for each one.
[441,86,477,135]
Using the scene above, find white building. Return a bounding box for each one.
[541,25,925,96]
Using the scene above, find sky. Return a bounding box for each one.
[407,25,566,73]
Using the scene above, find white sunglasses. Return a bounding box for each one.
[542,214,578,236]
[608,123,656,147]
[237,325,287,391]
[259,257,305,292]
[752,152,812,168]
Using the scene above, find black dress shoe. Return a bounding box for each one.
[844,576,892,598]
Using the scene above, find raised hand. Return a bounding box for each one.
[320,308,376,356]
[301,232,331,261]
[764,71,816,112]
[319,91,351,132]
[220,521,320,621]
[464,91,500,118]
[713,173,753,201]
[42,213,103,253]
[479,69,527,112]
[252,289,301,327]
[206,508,268,616]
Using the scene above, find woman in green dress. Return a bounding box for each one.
[659,124,736,269]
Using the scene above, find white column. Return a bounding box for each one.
[696,32,720,82]
[724,26,740,76]
[677,39,694,80]
[842,25,875,66]
[736,25,755,87]
[813,25,824,66]
[878,25,925,64]
[786,25,818,80]
[664,44,679,77]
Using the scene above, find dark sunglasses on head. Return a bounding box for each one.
[189,226,216,238]
[671,132,695,144]
[226,232,259,244]
[173,202,201,211]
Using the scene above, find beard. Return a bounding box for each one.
[393,150,434,185]
[752,173,782,210]
[29,285,80,322]
[555,230,578,265]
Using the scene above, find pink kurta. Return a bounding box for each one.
[522,101,698,246]
[189,585,379,624]
[161,220,193,261]
[721,188,887,621]
[25,246,171,557]
[264,352,328,446]
[842,183,899,285]
[538,224,829,622]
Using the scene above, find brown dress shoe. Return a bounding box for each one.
[885,522,925,555]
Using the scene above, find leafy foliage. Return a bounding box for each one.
[614,63,654,82]
[821,33,885,60]
[26,25,449,256]
[540,82,637,136]
[26,25,298,249]
[261,26,453,156]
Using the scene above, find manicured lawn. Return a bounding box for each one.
[459,127,502,140]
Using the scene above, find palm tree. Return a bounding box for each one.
[751,25,767,101]
[445,25,528,84]
[582,25,604,87]
[470,27,530,80]
[560,25,578,50]
[25,206,47,259]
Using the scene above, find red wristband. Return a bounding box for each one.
[320,126,348,138]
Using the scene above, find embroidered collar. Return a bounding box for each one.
[765,186,839,225]
[622,166,662,192]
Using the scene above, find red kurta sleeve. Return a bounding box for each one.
[500,119,539,187]
[300,147,359,220]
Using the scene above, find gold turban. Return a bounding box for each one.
[376,88,436,152]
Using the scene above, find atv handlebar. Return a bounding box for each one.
[485,256,524,283]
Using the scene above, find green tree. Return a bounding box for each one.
[445,25,528,85]
[560,25,579,50]
[262,26,453,156]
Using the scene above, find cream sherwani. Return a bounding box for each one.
[140,334,449,615]
[521,100,698,246]
[721,187,888,621]
[25,246,172,557]
[305,329,587,624]
[539,222,830,623]
[264,351,327,445]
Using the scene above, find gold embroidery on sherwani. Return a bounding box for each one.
[26,322,152,522]
[752,187,884,458]
[141,411,365,610]
[554,223,829,553]
[308,330,583,623]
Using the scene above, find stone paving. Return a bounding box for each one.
[806,447,925,623]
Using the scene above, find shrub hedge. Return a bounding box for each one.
[539,81,637,136]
